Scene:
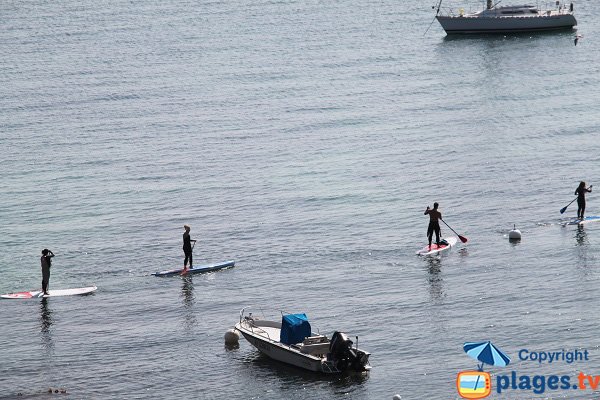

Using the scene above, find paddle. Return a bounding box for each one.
[440,219,468,243]
[560,197,577,214]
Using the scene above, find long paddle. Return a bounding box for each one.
[560,197,577,214]
[440,219,468,243]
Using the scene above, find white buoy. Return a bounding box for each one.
[224,329,240,345]
[393,395,402,400]
[508,224,522,240]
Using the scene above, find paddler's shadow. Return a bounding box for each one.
[39,298,54,353]
[180,276,197,331]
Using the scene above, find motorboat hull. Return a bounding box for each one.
[237,324,325,372]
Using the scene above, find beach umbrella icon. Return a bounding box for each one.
[463,341,511,370]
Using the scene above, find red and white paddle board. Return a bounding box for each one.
[416,237,458,256]
[1,286,97,299]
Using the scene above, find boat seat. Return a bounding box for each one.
[302,335,328,345]
[299,342,330,355]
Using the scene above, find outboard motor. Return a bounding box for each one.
[329,331,360,371]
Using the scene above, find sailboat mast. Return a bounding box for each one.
[487,0,493,9]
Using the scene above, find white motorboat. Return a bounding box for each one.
[435,0,577,34]
[234,308,371,374]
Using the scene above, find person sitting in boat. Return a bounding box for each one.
[424,202,442,249]
[575,182,592,220]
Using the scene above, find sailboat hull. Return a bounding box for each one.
[437,13,576,34]
[436,4,577,34]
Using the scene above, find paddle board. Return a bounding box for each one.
[153,260,235,277]
[1,286,97,299]
[416,237,458,256]
[565,216,600,226]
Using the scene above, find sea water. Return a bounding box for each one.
[1,0,600,398]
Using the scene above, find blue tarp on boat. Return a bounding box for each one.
[280,313,311,345]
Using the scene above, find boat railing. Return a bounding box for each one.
[239,307,274,341]
[248,323,273,341]
[239,306,271,322]
[437,1,574,17]
[239,306,324,344]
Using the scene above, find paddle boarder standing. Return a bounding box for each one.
[182,225,196,272]
[575,182,592,220]
[424,203,442,249]
[40,249,54,295]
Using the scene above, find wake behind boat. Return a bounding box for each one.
[435,0,576,34]
[235,308,371,374]
[153,260,235,277]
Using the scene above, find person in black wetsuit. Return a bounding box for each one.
[182,225,196,272]
[40,249,54,295]
[575,182,592,220]
[424,203,442,249]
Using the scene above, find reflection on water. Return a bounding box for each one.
[39,298,54,353]
[441,29,575,43]
[422,256,448,339]
[180,276,197,331]
[509,237,522,247]
[575,225,588,246]
[224,341,240,351]
[181,276,195,305]
[240,350,369,393]
[425,257,445,303]
[573,225,592,276]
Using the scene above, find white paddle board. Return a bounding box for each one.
[416,237,458,256]
[1,286,97,299]
[566,216,600,226]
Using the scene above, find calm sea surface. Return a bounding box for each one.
[2,0,600,398]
